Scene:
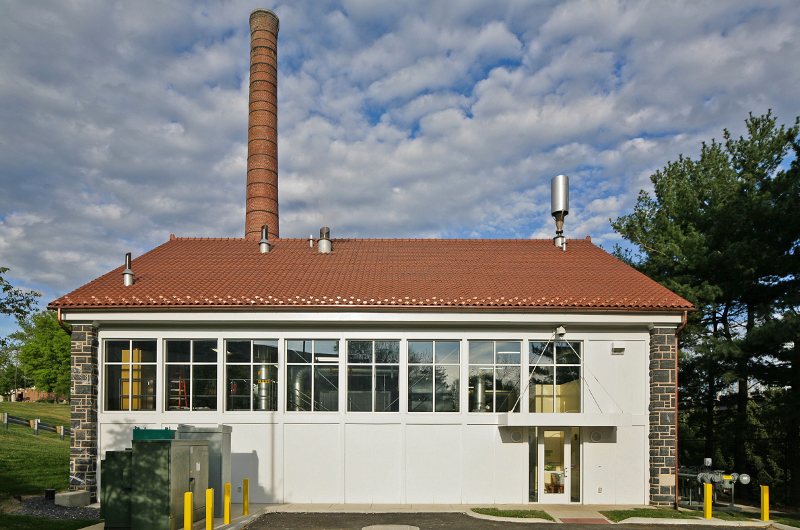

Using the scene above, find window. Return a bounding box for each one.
[104,340,157,411]
[347,340,400,412]
[529,341,581,413]
[225,340,278,411]
[468,341,520,412]
[286,340,339,411]
[165,340,218,411]
[408,341,460,412]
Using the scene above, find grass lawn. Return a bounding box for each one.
[0,423,70,498]
[600,507,698,522]
[0,403,102,528]
[0,402,70,429]
[472,508,555,521]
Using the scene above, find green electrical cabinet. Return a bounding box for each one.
[130,439,209,530]
[100,449,133,529]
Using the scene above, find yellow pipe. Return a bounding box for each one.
[206,488,214,530]
[243,478,249,516]
[704,483,712,519]
[761,485,769,521]
[224,483,231,524]
[184,491,193,529]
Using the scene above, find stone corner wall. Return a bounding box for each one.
[70,324,98,502]
[649,326,677,506]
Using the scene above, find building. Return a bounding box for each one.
[50,9,690,506]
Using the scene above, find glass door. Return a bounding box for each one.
[539,428,571,503]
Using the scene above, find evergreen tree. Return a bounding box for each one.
[612,112,799,496]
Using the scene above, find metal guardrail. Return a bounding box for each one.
[2,412,71,440]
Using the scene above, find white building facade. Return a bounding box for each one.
[60,291,684,506]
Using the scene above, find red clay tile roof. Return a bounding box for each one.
[48,237,692,311]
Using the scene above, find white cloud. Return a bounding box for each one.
[0,0,799,334]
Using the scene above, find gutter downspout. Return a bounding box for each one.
[675,310,687,510]
[57,308,72,336]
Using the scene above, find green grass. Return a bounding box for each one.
[472,508,555,521]
[0,403,102,527]
[0,512,99,530]
[600,508,698,522]
[0,424,70,497]
[0,402,72,503]
[0,402,71,429]
[771,512,800,528]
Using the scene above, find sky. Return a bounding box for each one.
[1,0,799,337]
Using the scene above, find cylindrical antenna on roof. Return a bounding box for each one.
[123,252,134,286]
[318,227,332,254]
[551,174,569,251]
[259,224,271,254]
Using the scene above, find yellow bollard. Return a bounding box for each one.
[206,488,214,530]
[243,478,249,516]
[184,491,193,529]
[224,483,231,524]
[704,483,713,519]
[761,485,769,521]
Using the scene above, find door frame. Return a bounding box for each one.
[529,426,579,504]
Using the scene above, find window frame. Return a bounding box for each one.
[164,339,219,412]
[528,341,582,413]
[224,339,279,412]
[468,340,521,413]
[407,340,461,412]
[286,339,340,412]
[346,340,401,412]
[103,339,158,412]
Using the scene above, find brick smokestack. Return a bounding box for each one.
[246,8,279,239]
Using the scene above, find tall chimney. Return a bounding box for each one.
[246,9,280,240]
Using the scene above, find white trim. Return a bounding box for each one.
[62,309,684,327]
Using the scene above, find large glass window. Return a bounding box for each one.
[347,340,400,412]
[529,341,581,413]
[225,340,278,411]
[408,341,460,412]
[165,340,218,411]
[104,340,157,411]
[468,341,520,412]
[286,340,339,411]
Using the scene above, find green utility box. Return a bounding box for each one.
[100,449,133,529]
[177,424,231,517]
[131,439,209,530]
[132,427,175,440]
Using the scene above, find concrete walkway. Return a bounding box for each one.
[78,502,780,529]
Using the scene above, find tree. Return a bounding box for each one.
[13,310,71,399]
[612,111,800,499]
[1,267,41,350]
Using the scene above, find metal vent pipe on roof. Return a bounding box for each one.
[123,252,134,286]
[551,174,569,250]
[259,224,271,253]
[318,227,332,254]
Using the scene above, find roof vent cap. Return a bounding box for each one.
[318,227,332,254]
[123,252,134,286]
[551,174,569,250]
[259,225,271,254]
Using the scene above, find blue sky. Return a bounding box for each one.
[1,0,799,337]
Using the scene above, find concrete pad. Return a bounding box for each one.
[370,504,415,512]
[621,517,771,526]
[55,490,90,507]
[362,526,419,530]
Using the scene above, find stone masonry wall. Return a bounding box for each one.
[649,326,677,506]
[70,324,98,501]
